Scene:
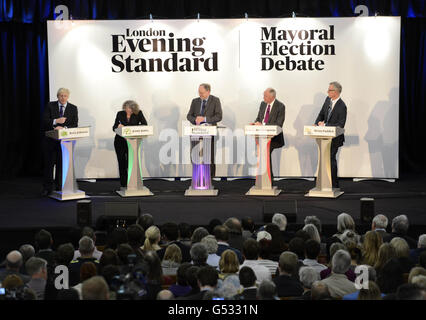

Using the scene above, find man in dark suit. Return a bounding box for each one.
[180,266,218,300]
[253,88,285,182]
[235,266,258,300]
[273,251,304,298]
[42,88,78,196]
[187,83,222,177]
[315,81,347,188]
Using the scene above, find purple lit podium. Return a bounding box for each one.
[45,127,90,201]
[184,125,218,196]
[245,125,282,196]
[114,126,154,197]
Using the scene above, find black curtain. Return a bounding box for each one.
[0,0,425,178]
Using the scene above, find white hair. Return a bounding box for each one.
[411,275,426,290]
[303,224,321,243]
[201,235,218,254]
[57,88,70,96]
[217,275,241,299]
[372,214,388,229]
[391,215,409,234]
[418,234,426,249]
[272,213,287,231]
[299,267,320,289]
[331,250,351,274]
[337,213,355,233]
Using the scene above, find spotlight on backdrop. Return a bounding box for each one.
[360,197,375,224]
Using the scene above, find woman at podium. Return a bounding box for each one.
[112,100,147,187]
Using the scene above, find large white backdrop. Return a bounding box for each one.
[47,17,400,179]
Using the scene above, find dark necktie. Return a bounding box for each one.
[264,104,271,124]
[326,100,333,124]
[59,105,64,118]
[200,99,207,116]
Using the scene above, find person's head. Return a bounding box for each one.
[294,230,311,242]
[5,250,23,271]
[411,275,426,291]
[25,257,48,280]
[197,265,218,289]
[257,280,277,300]
[263,88,276,105]
[191,227,209,244]
[186,266,200,290]
[374,243,396,270]
[256,231,272,242]
[304,216,322,234]
[224,217,242,234]
[57,88,70,105]
[35,229,53,250]
[116,244,134,265]
[242,217,255,233]
[80,261,97,282]
[337,213,355,233]
[157,290,174,300]
[346,241,362,265]
[161,222,179,242]
[2,274,24,290]
[329,242,346,261]
[176,262,192,286]
[82,276,109,300]
[163,244,182,264]
[213,225,229,242]
[100,264,120,288]
[53,243,73,266]
[420,251,426,269]
[327,81,342,100]
[79,236,95,257]
[19,244,35,263]
[242,238,260,260]
[190,243,208,265]
[178,223,192,240]
[122,99,139,116]
[56,288,79,300]
[305,239,321,260]
[208,219,222,234]
[357,281,382,300]
[311,281,331,300]
[299,267,320,290]
[144,250,163,282]
[417,234,426,249]
[390,237,410,258]
[331,249,351,274]
[272,213,287,231]
[377,258,404,294]
[137,213,154,230]
[201,235,218,255]
[391,215,409,234]
[219,250,239,274]
[408,267,426,284]
[289,237,305,260]
[258,238,273,260]
[362,231,383,266]
[99,248,119,269]
[127,224,144,247]
[239,266,257,288]
[278,251,298,276]
[198,83,211,100]
[219,274,242,299]
[372,214,388,230]
[303,224,321,243]
[396,283,424,300]
[144,226,161,251]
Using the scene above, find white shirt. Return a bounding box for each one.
[302,258,328,274]
[73,249,103,261]
[239,260,271,284]
[262,99,275,124]
[329,96,340,111]
[207,253,221,270]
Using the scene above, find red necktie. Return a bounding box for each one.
[264,104,271,124]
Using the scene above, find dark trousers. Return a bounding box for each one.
[114,136,128,187]
[43,137,62,191]
[269,145,280,184]
[331,140,340,188]
[190,138,216,178]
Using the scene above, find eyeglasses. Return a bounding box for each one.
[327,89,336,92]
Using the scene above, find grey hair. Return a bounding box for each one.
[57,88,70,96]
[79,236,95,255]
[418,234,426,249]
[122,100,140,115]
[156,290,175,300]
[337,213,355,233]
[201,235,218,254]
[224,217,242,233]
[411,275,426,290]
[340,229,359,246]
[82,276,109,300]
[268,88,277,98]
[191,227,209,244]
[6,250,23,269]
[392,215,409,234]
[329,243,346,259]
[331,249,351,274]
[304,216,322,233]
[390,237,410,258]
[272,213,287,231]
[299,267,320,289]
[190,243,208,264]
[372,214,388,229]
[217,275,242,299]
[303,224,321,243]
[258,280,277,300]
[200,83,211,92]
[329,81,342,93]
[25,257,47,276]
[19,244,35,262]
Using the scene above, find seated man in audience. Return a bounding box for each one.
[410,234,426,265]
[224,218,244,251]
[69,236,99,286]
[272,213,294,243]
[362,214,390,242]
[384,215,417,248]
[190,243,209,267]
[0,251,30,284]
[239,239,271,284]
[235,266,257,300]
[257,280,279,300]
[256,235,279,276]
[273,251,304,297]
[296,267,320,300]
[81,276,109,300]
[181,266,218,300]
[319,249,357,298]
[25,257,48,300]
[157,223,191,262]
[72,227,103,261]
[19,244,35,275]
[303,239,327,274]
[214,225,244,264]
[169,263,192,298]
[241,217,255,242]
[34,229,55,266]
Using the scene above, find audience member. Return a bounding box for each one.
[224,217,244,251]
[219,250,240,280]
[214,225,243,263]
[273,252,304,297]
[73,227,102,261]
[161,244,182,275]
[239,239,271,284]
[384,215,417,248]
[201,235,220,269]
[235,266,257,300]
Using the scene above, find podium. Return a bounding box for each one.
[304,125,345,198]
[114,126,154,197]
[184,125,218,196]
[45,127,90,201]
[245,125,282,196]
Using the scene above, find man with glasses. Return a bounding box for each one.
[314,82,347,189]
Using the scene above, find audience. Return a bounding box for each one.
[241,217,255,242]
[390,237,415,273]
[169,263,192,298]
[257,280,278,300]
[190,243,209,267]
[384,215,417,248]
[161,244,182,275]
[191,227,209,244]
[235,266,257,300]
[72,227,103,261]
[410,234,426,265]
[297,267,320,300]
[256,238,279,276]
[142,226,161,252]
[362,231,383,266]
[158,223,191,262]
[201,235,220,269]
[25,257,48,300]
[219,249,240,280]
[303,239,327,274]
[273,251,304,297]
[214,225,243,263]
[68,236,99,286]
[239,239,271,284]
[224,217,244,251]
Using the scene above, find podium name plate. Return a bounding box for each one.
[115,126,153,137]
[245,125,282,136]
[304,126,344,138]
[183,125,217,136]
[46,127,90,140]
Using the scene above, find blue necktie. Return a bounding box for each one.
[59,105,64,118]
[200,100,206,116]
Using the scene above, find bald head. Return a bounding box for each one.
[157,290,174,300]
[6,250,23,270]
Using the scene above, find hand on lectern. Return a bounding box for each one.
[54,126,63,130]
[317,121,325,126]
[118,124,124,128]
[254,122,262,126]
[195,116,205,125]
[56,117,67,124]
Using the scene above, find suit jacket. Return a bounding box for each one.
[112,110,147,133]
[187,95,222,125]
[315,97,347,147]
[43,101,78,131]
[254,99,285,148]
[235,288,258,300]
[272,274,304,297]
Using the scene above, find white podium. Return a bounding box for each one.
[114,126,154,197]
[245,125,282,196]
[184,125,218,196]
[304,125,345,198]
[45,127,90,201]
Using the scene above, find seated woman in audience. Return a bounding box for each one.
[346,241,362,272]
[142,226,162,253]
[303,224,327,256]
[357,281,382,300]
[332,213,361,244]
[408,266,426,284]
[374,243,396,277]
[377,258,404,297]
[161,244,182,276]
[201,235,221,269]
[219,250,240,280]
[362,231,383,266]
[390,237,415,273]
[169,263,192,298]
